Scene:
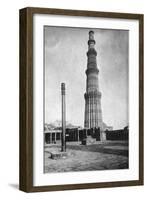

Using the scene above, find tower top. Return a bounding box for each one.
[61,82,65,88]
[89,30,94,40]
[87,30,96,54]
[61,83,65,95]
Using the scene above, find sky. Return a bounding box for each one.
[44,26,129,129]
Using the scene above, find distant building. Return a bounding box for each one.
[102,122,113,131]
[44,121,82,144]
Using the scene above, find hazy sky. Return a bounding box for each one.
[44,26,129,129]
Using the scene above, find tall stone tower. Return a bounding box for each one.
[84,31,103,135]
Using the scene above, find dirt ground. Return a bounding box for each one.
[44,140,128,173]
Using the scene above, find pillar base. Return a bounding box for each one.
[81,136,96,145]
[100,131,106,141]
[50,151,69,160]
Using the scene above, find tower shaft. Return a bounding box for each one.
[84,31,103,131]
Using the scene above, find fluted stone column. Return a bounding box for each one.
[61,83,66,151]
[89,96,92,128]
[84,94,87,127]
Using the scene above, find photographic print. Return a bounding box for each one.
[19,7,143,192]
[44,26,129,173]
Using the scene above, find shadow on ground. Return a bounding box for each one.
[8,183,19,190]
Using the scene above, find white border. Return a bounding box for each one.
[33,14,139,186]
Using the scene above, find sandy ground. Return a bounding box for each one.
[44,141,128,173]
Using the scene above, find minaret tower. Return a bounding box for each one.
[84,31,103,133]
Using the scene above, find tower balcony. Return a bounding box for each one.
[87,48,97,56]
[88,39,96,46]
[84,90,102,99]
[85,67,99,75]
